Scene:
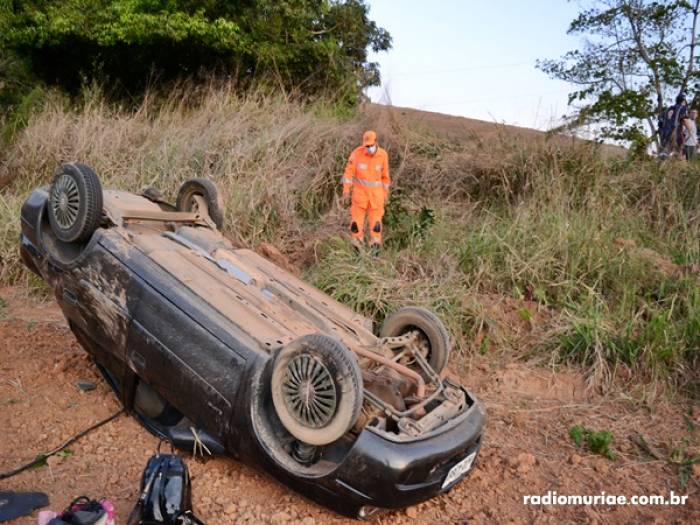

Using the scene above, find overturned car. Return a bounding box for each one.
[19,162,485,518]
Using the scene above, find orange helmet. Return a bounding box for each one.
[362,130,377,146]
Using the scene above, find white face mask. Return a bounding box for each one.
[366,144,377,154]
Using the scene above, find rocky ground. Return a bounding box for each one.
[1,286,698,524]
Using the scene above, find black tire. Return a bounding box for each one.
[380,307,451,375]
[271,334,363,446]
[47,162,103,243]
[176,178,225,230]
[141,186,176,210]
[141,186,164,203]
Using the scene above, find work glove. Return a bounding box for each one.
[342,193,351,207]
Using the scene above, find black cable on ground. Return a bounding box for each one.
[0,408,125,480]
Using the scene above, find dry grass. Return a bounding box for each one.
[1,82,698,397]
[0,83,364,262]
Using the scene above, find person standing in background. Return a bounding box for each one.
[341,130,390,256]
[683,109,697,161]
[659,93,688,157]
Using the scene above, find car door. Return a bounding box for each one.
[54,243,133,373]
[125,273,244,442]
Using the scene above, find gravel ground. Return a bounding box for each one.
[1,286,698,524]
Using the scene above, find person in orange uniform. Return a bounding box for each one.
[341,130,390,254]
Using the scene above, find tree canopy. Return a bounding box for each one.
[0,0,390,100]
[538,0,700,151]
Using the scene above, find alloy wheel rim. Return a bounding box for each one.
[282,354,337,428]
[51,174,80,229]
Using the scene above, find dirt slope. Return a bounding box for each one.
[1,287,697,524]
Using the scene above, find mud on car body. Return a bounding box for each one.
[19,162,486,518]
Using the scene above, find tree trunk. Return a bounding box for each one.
[682,0,700,93]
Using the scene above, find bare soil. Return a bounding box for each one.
[1,286,698,524]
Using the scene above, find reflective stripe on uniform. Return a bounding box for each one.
[341,177,353,184]
[382,183,390,190]
[352,177,383,187]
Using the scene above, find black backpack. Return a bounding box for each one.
[127,442,204,525]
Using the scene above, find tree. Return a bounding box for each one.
[537,0,700,151]
[0,0,390,100]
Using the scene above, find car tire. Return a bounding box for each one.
[141,186,164,203]
[271,334,363,446]
[176,178,225,230]
[47,162,103,243]
[380,307,451,375]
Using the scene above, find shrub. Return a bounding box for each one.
[569,424,616,460]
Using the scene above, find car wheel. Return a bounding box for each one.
[380,307,451,375]
[176,178,225,229]
[271,334,363,446]
[141,186,163,202]
[47,162,103,243]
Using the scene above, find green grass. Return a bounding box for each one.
[570,424,616,460]
[669,440,700,488]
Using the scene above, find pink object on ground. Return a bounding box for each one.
[37,500,116,525]
[37,510,59,525]
[101,499,116,524]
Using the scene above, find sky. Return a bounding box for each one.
[364,0,585,130]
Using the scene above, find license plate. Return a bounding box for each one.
[442,452,476,489]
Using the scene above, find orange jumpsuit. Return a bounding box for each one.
[342,146,390,245]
